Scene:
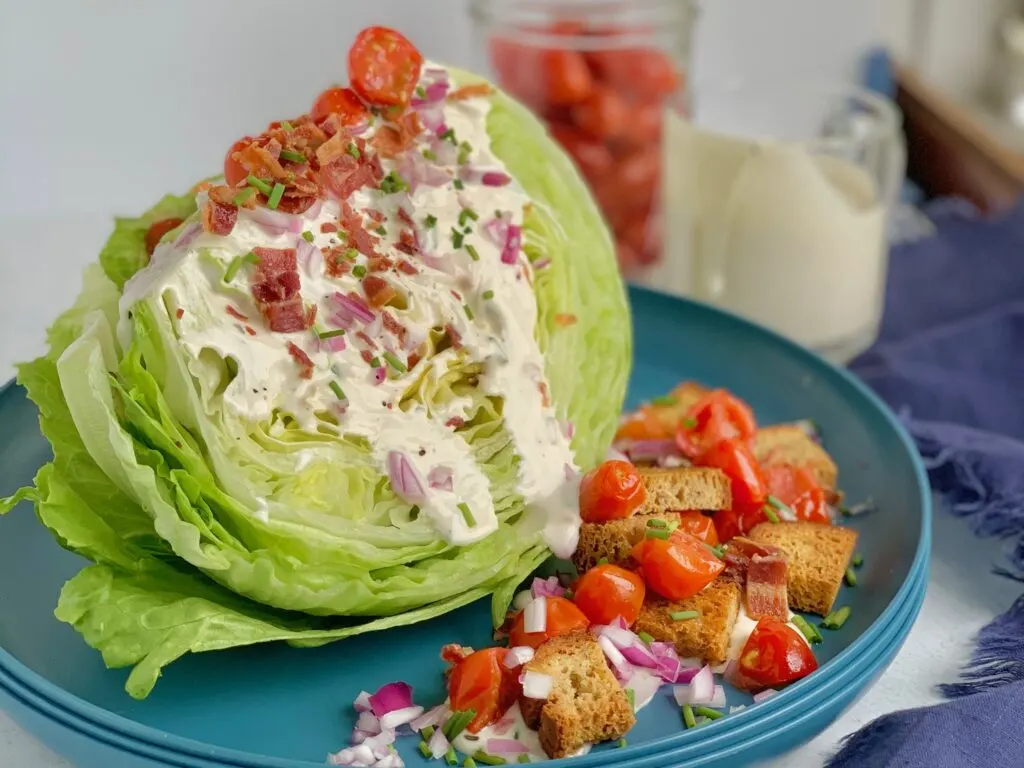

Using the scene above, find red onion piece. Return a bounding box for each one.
[625,667,664,710]
[373,366,387,385]
[426,726,450,759]
[427,466,454,492]
[388,451,427,503]
[305,198,324,220]
[296,236,320,271]
[354,691,373,713]
[355,710,381,736]
[322,335,347,353]
[674,666,715,706]
[597,635,634,682]
[532,257,551,270]
[482,171,512,187]
[521,671,553,700]
[501,225,522,265]
[397,150,449,193]
[753,688,779,703]
[333,292,376,324]
[247,206,302,236]
[530,576,566,600]
[379,705,424,731]
[487,738,530,756]
[410,703,450,732]
[504,646,534,668]
[523,596,546,633]
[483,213,510,247]
[368,681,414,717]
[172,222,202,251]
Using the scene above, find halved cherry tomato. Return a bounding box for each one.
[712,508,743,544]
[675,389,757,460]
[549,123,614,183]
[311,86,370,125]
[223,137,252,188]
[572,564,646,626]
[737,619,818,689]
[614,407,673,442]
[348,26,423,106]
[508,595,591,650]
[579,460,647,523]
[764,465,830,524]
[570,86,628,139]
[587,48,682,100]
[618,100,664,147]
[631,530,724,601]
[697,439,767,509]
[490,42,593,108]
[673,511,720,547]
[448,647,520,733]
[144,218,185,256]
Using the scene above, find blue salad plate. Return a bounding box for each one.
[0,286,931,767]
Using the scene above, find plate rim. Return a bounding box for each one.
[0,286,933,766]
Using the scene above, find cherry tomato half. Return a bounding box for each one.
[311,86,370,125]
[587,48,682,100]
[674,511,720,547]
[614,407,673,442]
[764,465,830,524]
[508,595,591,650]
[549,123,614,183]
[712,508,743,544]
[570,85,628,140]
[144,218,184,256]
[631,530,724,602]
[573,564,646,626]
[223,137,252,188]
[675,389,757,460]
[448,647,520,733]
[698,439,767,509]
[348,26,423,106]
[579,460,647,523]
[737,619,819,689]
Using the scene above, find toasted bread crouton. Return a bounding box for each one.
[748,522,858,615]
[753,425,838,491]
[519,632,635,758]
[633,580,742,665]
[644,382,710,433]
[572,512,687,573]
[637,466,732,515]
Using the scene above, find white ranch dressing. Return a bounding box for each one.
[118,62,576,549]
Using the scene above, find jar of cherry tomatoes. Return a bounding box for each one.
[469,0,697,277]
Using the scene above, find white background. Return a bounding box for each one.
[1,1,1020,766]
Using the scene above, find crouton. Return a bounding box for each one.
[519,632,635,758]
[572,512,686,573]
[644,382,709,433]
[753,425,838,491]
[747,521,858,616]
[637,466,732,515]
[633,579,742,665]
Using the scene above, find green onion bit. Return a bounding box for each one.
[347,142,361,159]
[844,567,858,587]
[425,214,438,228]
[279,149,306,163]
[763,506,781,524]
[670,610,699,622]
[318,328,346,340]
[383,351,407,373]
[463,760,477,768]
[463,304,474,320]
[682,704,697,729]
[466,244,480,262]
[637,631,655,645]
[459,502,476,528]
[821,606,851,630]
[418,742,432,759]
[645,528,670,540]
[301,230,314,243]
[352,265,367,278]
[246,175,273,195]
[791,615,823,645]
[852,553,864,568]
[446,747,460,765]
[266,182,285,210]
[482,289,494,300]
[280,120,294,132]
[647,518,668,529]
[473,752,507,766]
[329,381,346,401]
[617,738,628,748]
[694,706,723,721]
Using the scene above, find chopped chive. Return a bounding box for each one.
[223,256,246,283]
[457,141,473,165]
[410,505,420,520]
[617,738,628,748]
[352,265,367,278]
[375,225,387,236]
[422,148,438,161]
[440,127,456,144]
[563,588,574,600]
[383,351,407,373]
[459,502,476,527]
[451,228,465,249]
[345,247,358,260]
[453,178,465,190]
[852,553,863,568]
[482,289,494,300]
[425,214,438,228]
[682,704,697,729]
[243,251,261,265]
[791,615,823,645]
[681,417,698,429]
[301,230,315,243]
[844,567,858,587]
[473,753,507,766]
[421,726,435,741]
[763,506,781,524]
[279,149,306,163]
[494,209,504,218]
[379,171,408,194]
[466,244,480,262]
[459,208,479,227]
[329,381,346,400]
[666,519,681,533]
[318,328,346,340]
[448,748,461,765]
[637,631,655,645]
[651,395,678,406]
[443,709,476,741]
[694,706,723,721]
[597,557,609,566]
[246,175,273,195]
[516,756,530,764]
[266,182,285,210]
[347,142,361,159]
[369,356,381,368]
[463,304,474,320]
[418,742,433,759]
[647,518,668,529]
[232,187,257,205]
[645,528,669,540]
[626,688,635,710]
[704,543,725,558]
[670,610,699,622]
[820,606,851,630]
[463,760,477,768]
[766,495,793,519]
[280,120,294,132]
[415,85,426,99]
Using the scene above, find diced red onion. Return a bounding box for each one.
[501,225,521,265]
[356,710,381,736]
[523,596,546,634]
[373,366,387,385]
[532,257,551,270]
[753,688,779,703]
[354,691,373,713]
[487,739,529,756]
[625,667,664,710]
[388,452,427,503]
[369,682,414,717]
[410,703,450,732]
[247,206,302,236]
[530,576,566,599]
[322,335,347,353]
[615,439,683,466]
[296,236,321,275]
[597,625,658,668]
[333,292,375,324]
[512,590,533,612]
[709,685,728,708]
[397,150,449,193]
[563,422,575,440]
[172,222,202,251]
[427,466,454,492]
[483,213,511,248]
[428,726,450,759]
[504,646,534,668]
[379,705,424,731]
[428,135,459,166]
[597,635,633,681]
[482,171,512,187]
[521,671,553,700]
[305,198,324,220]
[674,665,715,706]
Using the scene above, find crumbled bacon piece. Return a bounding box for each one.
[355,330,377,350]
[175,308,185,319]
[450,289,463,301]
[444,324,463,349]
[250,247,313,333]
[201,200,238,236]
[368,256,394,272]
[226,305,249,321]
[363,275,398,308]
[321,157,376,200]
[554,313,578,327]
[321,222,338,233]
[340,202,380,257]
[408,352,421,369]
[396,258,418,275]
[245,324,257,336]
[372,112,423,158]
[360,349,375,365]
[366,208,386,224]
[746,554,789,621]
[539,382,551,408]
[382,312,407,344]
[237,142,288,182]
[448,83,494,101]
[286,342,315,379]
[445,417,465,429]
[440,643,474,665]
[324,248,352,277]
[262,299,314,333]
[395,230,418,255]
[254,247,298,275]
[396,208,414,227]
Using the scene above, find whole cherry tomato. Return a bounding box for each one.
[737,619,819,689]
[570,86,628,139]
[675,389,757,460]
[579,460,647,523]
[311,86,370,125]
[698,439,767,509]
[673,511,720,547]
[448,647,520,733]
[508,595,591,650]
[618,100,664,147]
[764,465,830,524]
[549,123,614,183]
[631,530,724,601]
[573,564,646,626]
[223,137,252,188]
[348,26,423,106]
[587,48,682,100]
[144,218,184,256]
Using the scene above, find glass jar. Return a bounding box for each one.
[468,0,698,278]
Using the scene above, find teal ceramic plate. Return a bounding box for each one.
[0,287,931,766]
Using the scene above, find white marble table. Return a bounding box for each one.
[1,217,1020,767]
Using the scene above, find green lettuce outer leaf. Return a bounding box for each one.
[98,193,197,289]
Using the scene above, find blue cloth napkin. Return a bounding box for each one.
[826,199,1024,767]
